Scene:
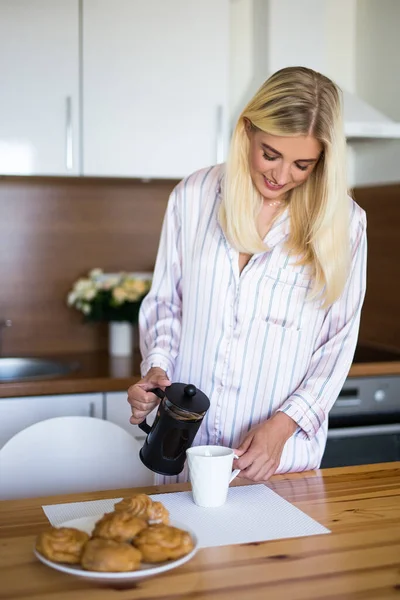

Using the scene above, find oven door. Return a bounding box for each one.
[321,423,400,468]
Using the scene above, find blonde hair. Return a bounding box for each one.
[219,66,350,307]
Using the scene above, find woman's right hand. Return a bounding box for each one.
[128,367,171,425]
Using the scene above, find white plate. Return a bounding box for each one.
[34,515,198,583]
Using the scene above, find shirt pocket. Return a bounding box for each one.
[255,266,315,332]
[269,265,312,288]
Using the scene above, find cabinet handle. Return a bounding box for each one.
[335,398,361,408]
[89,402,95,417]
[65,96,73,171]
[215,105,224,164]
[328,423,400,438]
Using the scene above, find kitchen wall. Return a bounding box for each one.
[352,0,400,186]
[230,0,400,188]
[0,0,398,358]
[352,183,400,352]
[0,176,176,356]
[0,176,399,357]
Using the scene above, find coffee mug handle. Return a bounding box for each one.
[230,453,241,483]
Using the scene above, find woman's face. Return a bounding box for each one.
[245,121,323,200]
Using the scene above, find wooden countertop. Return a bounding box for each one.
[0,350,399,399]
[0,462,399,599]
[349,361,400,377]
[0,351,141,398]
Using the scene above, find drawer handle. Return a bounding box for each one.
[335,398,361,408]
[328,423,400,438]
[215,105,224,164]
[65,96,73,171]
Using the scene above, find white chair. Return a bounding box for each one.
[0,416,154,500]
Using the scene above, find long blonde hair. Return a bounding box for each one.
[219,66,350,307]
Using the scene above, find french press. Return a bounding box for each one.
[138,383,210,476]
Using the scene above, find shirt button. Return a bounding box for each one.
[217,386,223,393]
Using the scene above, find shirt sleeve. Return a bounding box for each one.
[139,184,183,379]
[278,208,367,439]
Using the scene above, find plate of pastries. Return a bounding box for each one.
[34,493,198,582]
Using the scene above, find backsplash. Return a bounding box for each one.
[0,176,398,356]
[0,176,177,356]
[352,183,400,352]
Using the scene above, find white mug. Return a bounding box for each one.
[186,445,241,508]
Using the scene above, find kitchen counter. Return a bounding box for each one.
[0,350,400,399]
[0,462,399,599]
[0,351,141,398]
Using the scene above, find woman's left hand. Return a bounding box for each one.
[233,412,298,482]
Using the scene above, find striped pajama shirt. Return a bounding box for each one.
[139,164,367,484]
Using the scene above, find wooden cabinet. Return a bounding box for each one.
[0,0,80,175]
[0,393,103,449]
[82,0,229,178]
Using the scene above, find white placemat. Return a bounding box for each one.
[43,485,329,548]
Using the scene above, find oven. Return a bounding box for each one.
[321,345,400,468]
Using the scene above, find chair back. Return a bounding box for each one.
[0,416,153,500]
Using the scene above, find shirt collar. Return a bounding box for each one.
[263,207,290,249]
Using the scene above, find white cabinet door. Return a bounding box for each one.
[83,0,229,178]
[0,1,80,175]
[0,393,103,449]
[105,391,157,441]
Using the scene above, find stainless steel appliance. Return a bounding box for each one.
[321,346,400,467]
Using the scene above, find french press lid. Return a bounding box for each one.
[164,383,210,414]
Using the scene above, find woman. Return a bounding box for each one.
[128,66,367,483]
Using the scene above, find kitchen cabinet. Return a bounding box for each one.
[0,393,102,449]
[1,0,229,179]
[82,0,230,178]
[105,391,156,441]
[0,0,80,176]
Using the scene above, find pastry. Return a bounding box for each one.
[147,501,169,524]
[114,494,169,524]
[81,538,142,572]
[35,526,89,564]
[133,524,194,563]
[114,494,153,519]
[92,511,148,542]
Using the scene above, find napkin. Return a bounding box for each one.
[43,484,329,548]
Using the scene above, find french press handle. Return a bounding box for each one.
[138,387,165,434]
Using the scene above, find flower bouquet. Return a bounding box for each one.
[67,268,152,324]
[67,269,152,357]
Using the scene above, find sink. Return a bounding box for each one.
[0,358,79,382]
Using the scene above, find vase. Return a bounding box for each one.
[108,322,133,357]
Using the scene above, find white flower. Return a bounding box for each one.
[67,291,77,306]
[89,268,103,279]
[113,287,127,304]
[82,303,91,315]
[102,275,120,290]
[83,287,96,301]
[74,278,93,296]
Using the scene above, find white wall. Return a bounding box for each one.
[229,0,400,187]
[352,0,400,186]
[229,0,270,129]
[356,0,400,121]
[229,0,253,122]
[267,0,357,92]
[230,0,357,120]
